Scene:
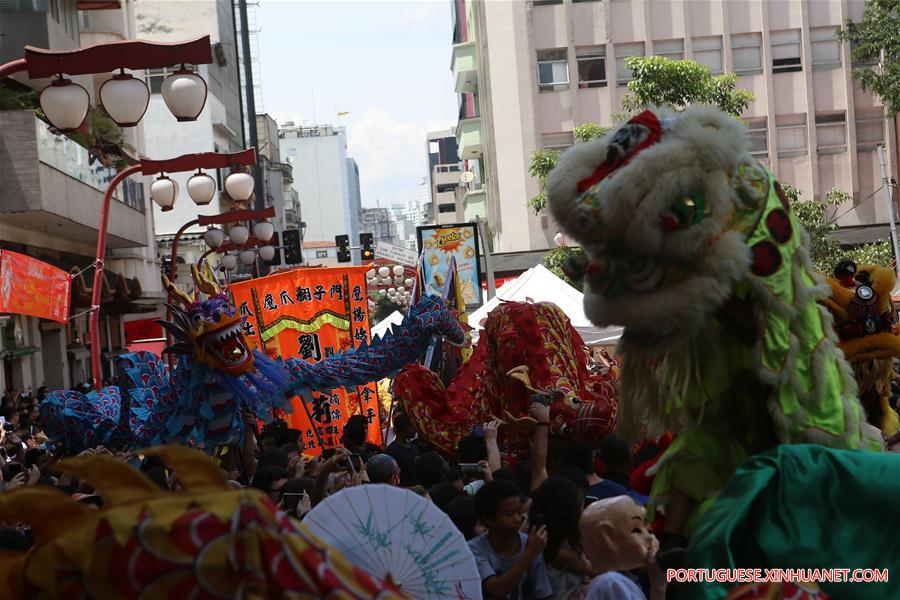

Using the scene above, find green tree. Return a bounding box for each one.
[527,123,611,214]
[838,0,900,115]
[790,185,894,273]
[542,246,586,291]
[621,56,755,116]
[370,296,404,325]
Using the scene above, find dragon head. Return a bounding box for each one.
[161,265,256,375]
[547,107,767,348]
[485,301,617,441]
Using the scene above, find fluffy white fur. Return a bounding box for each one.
[547,106,752,342]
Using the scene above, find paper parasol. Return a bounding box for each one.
[303,484,483,599]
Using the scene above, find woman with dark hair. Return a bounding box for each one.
[529,477,594,599]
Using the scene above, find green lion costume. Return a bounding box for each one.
[546,107,879,535]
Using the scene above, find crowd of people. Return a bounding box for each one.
[0,383,667,599]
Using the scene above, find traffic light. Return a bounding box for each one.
[282,229,302,265]
[360,232,374,262]
[267,231,282,266]
[335,234,351,263]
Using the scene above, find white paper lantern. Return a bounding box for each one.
[253,221,275,242]
[161,68,207,122]
[378,289,387,296]
[228,225,250,245]
[239,249,257,266]
[99,72,149,127]
[404,278,414,287]
[203,227,225,249]
[394,276,404,285]
[39,77,89,132]
[187,172,217,206]
[377,266,390,278]
[258,245,276,262]
[221,254,238,270]
[387,287,396,295]
[366,269,377,280]
[392,265,405,277]
[150,176,178,212]
[224,172,254,202]
[367,278,377,287]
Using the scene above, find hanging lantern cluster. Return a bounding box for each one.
[366,262,413,308]
[40,64,208,133]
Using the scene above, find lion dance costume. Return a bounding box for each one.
[823,260,900,436]
[0,446,407,598]
[546,106,877,536]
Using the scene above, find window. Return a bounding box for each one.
[745,117,768,157]
[693,36,723,74]
[851,40,878,68]
[436,183,457,193]
[771,29,802,73]
[533,0,562,6]
[815,113,847,154]
[537,49,569,92]
[776,114,808,157]
[732,33,762,75]
[542,132,575,151]
[438,204,457,214]
[654,39,684,61]
[615,42,645,84]
[576,47,607,88]
[315,250,328,259]
[810,27,841,70]
[856,111,885,151]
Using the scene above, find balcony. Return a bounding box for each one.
[0,110,148,249]
[463,188,487,222]
[456,117,483,160]
[452,41,478,93]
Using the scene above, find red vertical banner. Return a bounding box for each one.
[229,266,381,454]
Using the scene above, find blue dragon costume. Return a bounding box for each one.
[41,266,466,452]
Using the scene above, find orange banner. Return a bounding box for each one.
[0,250,71,323]
[229,266,380,453]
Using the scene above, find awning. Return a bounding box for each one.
[831,224,892,245]
[76,0,121,10]
[1,346,40,360]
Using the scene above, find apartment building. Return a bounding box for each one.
[0,0,164,390]
[361,207,397,246]
[279,124,363,264]
[453,0,898,252]
[424,129,466,225]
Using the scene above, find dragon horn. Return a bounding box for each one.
[162,274,193,307]
[192,263,221,295]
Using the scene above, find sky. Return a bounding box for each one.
[257,0,458,209]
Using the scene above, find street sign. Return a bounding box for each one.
[375,241,418,266]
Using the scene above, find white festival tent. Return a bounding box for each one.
[468,264,623,346]
[371,310,405,340]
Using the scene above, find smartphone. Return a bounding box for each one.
[281,492,304,511]
[531,513,545,528]
[472,424,484,437]
[459,463,482,480]
[584,495,599,505]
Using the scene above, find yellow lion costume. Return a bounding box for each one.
[823,260,900,436]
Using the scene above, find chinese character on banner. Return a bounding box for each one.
[229,266,381,454]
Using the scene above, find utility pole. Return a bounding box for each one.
[476,216,495,301]
[238,0,266,275]
[877,144,900,277]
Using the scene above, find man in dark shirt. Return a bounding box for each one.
[385,412,420,487]
[562,440,647,506]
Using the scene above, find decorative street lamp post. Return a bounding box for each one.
[0,36,218,392]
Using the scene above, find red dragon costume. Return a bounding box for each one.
[393,300,619,455]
